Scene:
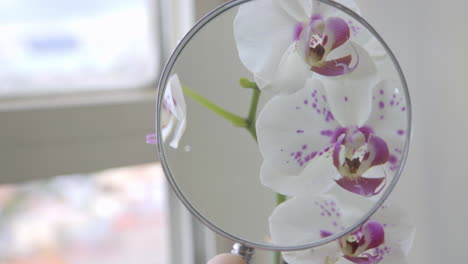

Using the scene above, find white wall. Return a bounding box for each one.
[358,0,468,263]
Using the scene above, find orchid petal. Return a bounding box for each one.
[318,43,377,126]
[271,43,313,94]
[323,17,351,52]
[335,176,385,197]
[269,186,373,245]
[364,37,387,60]
[343,255,383,264]
[313,0,361,17]
[371,204,416,256]
[368,248,409,264]
[234,0,297,90]
[361,135,390,169]
[169,116,186,149]
[369,136,390,166]
[282,243,341,264]
[161,114,175,142]
[145,134,158,144]
[365,80,408,173]
[361,221,385,252]
[269,192,343,245]
[277,0,311,21]
[164,74,186,119]
[261,155,336,196]
[160,74,187,149]
[311,55,355,76]
[256,78,339,179]
[328,42,377,79]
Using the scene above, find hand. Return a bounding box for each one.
[207,253,246,264]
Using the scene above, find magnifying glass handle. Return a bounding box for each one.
[231,243,255,263]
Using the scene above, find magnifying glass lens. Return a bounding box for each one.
[157,0,410,250]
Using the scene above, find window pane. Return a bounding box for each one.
[0,163,168,264]
[0,0,159,97]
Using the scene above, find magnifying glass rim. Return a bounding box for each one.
[156,0,411,251]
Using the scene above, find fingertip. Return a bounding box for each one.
[207,253,246,264]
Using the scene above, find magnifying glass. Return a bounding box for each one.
[155,0,411,261]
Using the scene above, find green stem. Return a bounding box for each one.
[273,193,288,264]
[246,86,260,141]
[274,251,283,264]
[182,82,286,264]
[276,193,287,205]
[182,85,248,128]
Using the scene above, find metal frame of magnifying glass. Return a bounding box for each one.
[156,0,412,252]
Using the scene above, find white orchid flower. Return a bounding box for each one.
[234,0,374,94]
[269,188,415,264]
[256,75,408,197]
[147,74,187,149]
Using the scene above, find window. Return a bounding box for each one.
[0,0,159,97]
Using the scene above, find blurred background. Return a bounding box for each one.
[0,0,466,263]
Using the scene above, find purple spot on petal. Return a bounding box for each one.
[401,107,406,111]
[379,115,384,120]
[321,130,334,136]
[397,129,405,136]
[312,103,317,108]
[320,230,333,238]
[296,129,304,134]
[379,101,385,109]
[310,152,318,159]
[325,111,334,122]
[389,155,398,164]
[379,89,384,95]
[304,99,308,105]
[344,96,348,102]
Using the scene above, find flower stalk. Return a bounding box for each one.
[181,85,248,128]
[182,79,287,264]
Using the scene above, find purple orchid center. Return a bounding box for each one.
[331,126,389,196]
[321,221,385,264]
[295,15,358,76]
[341,221,386,264]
